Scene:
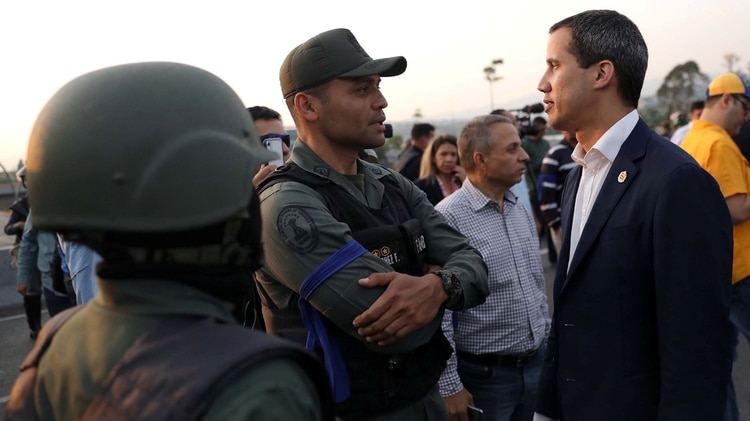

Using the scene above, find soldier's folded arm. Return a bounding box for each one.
[259,182,483,354]
[351,180,489,344]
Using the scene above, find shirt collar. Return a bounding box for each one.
[95,278,237,323]
[290,139,390,180]
[572,109,639,168]
[691,119,732,137]
[463,177,517,212]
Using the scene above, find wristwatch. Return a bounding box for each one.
[430,270,463,309]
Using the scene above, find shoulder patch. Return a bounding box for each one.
[276,206,319,254]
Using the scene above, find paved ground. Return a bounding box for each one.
[0,221,747,416]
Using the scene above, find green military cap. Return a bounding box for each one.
[280,28,407,98]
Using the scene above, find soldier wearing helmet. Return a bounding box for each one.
[5,62,333,421]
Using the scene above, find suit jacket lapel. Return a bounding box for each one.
[563,119,649,289]
[555,166,580,293]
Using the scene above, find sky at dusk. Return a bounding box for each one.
[1,0,748,169]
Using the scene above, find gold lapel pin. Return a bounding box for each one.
[617,171,627,183]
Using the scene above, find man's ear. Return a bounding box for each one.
[473,151,485,169]
[592,60,615,90]
[720,93,734,110]
[294,93,318,122]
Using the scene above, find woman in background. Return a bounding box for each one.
[414,134,465,205]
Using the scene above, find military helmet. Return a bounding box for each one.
[26,62,275,235]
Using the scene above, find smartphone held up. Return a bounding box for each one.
[263,137,285,167]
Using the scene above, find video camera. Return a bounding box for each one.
[508,103,545,137]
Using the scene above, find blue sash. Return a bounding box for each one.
[298,240,367,402]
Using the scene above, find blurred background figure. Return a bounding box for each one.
[521,116,550,183]
[5,166,29,268]
[414,134,465,205]
[670,100,705,146]
[537,131,578,255]
[393,123,436,181]
[249,105,291,187]
[55,237,101,305]
[735,120,750,162]
[16,207,74,337]
[4,166,43,339]
[656,122,672,138]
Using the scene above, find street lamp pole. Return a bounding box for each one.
[483,58,504,111]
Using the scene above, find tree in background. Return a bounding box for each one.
[638,55,750,129]
[638,106,665,129]
[724,53,741,72]
[724,53,749,79]
[656,60,709,120]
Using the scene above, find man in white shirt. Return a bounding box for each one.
[669,100,705,146]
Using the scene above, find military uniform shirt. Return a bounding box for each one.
[33,278,322,420]
[256,139,488,355]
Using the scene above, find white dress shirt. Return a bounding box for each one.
[568,110,639,271]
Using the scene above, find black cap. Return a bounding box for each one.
[280,28,407,98]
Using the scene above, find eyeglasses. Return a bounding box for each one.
[259,133,291,147]
[733,96,750,114]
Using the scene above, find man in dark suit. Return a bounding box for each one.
[533,10,734,421]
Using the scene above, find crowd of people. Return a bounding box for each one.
[4,8,750,421]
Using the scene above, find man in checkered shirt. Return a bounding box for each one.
[435,114,551,421]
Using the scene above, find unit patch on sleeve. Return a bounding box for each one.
[277,206,319,254]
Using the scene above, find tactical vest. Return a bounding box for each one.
[258,164,452,420]
[5,307,335,421]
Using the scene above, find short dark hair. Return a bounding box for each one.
[411,123,435,140]
[705,96,722,107]
[550,10,648,108]
[533,116,547,126]
[247,106,281,121]
[690,100,705,112]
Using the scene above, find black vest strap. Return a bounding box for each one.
[259,164,426,274]
[258,164,450,418]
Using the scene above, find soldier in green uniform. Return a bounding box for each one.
[5,62,334,421]
[256,28,489,420]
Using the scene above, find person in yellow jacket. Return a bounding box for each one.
[681,72,750,421]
